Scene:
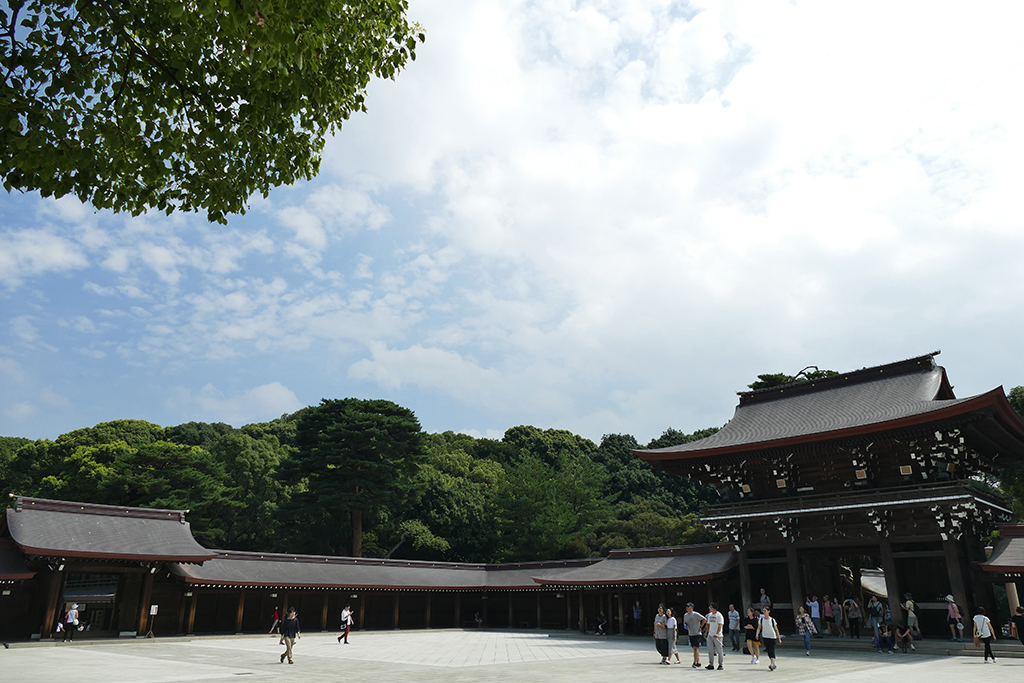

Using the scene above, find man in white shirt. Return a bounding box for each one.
[337,604,354,644]
[705,603,726,670]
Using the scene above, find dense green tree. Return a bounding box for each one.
[284,398,427,556]
[2,1,424,222]
[1001,387,1024,516]
[165,421,236,452]
[210,432,288,550]
[0,436,30,497]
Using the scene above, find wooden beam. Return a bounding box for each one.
[235,588,246,634]
[508,593,514,628]
[943,539,969,612]
[578,589,585,633]
[425,593,432,629]
[41,569,62,639]
[186,593,198,634]
[536,593,542,629]
[454,593,461,628]
[393,593,400,630]
[617,590,625,635]
[136,571,155,635]
[738,548,753,613]
[785,541,803,628]
[320,593,329,632]
[878,537,903,626]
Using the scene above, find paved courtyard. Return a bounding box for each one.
[3,631,1022,683]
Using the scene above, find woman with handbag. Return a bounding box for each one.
[972,606,996,663]
[946,595,965,642]
[796,606,817,656]
[62,603,79,642]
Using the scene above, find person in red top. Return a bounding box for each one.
[269,606,280,634]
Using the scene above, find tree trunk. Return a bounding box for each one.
[352,508,362,557]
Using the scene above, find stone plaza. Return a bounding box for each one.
[3,630,1021,683]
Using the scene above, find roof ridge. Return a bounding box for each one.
[9,495,188,523]
[212,548,600,571]
[737,351,941,406]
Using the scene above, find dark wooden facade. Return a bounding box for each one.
[637,353,1023,629]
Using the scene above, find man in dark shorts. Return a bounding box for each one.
[1011,605,1024,647]
[683,603,707,668]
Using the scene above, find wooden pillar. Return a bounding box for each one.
[281,591,289,615]
[186,593,198,634]
[176,591,187,635]
[425,593,432,629]
[41,569,63,638]
[359,596,366,631]
[136,571,155,634]
[943,539,968,611]
[1007,582,1020,614]
[578,589,585,633]
[454,593,461,628]
[507,593,514,628]
[738,549,752,613]
[785,541,803,628]
[706,582,715,610]
[566,593,572,629]
[482,594,489,628]
[878,537,903,626]
[235,588,246,633]
[617,590,625,635]
[536,593,542,629]
[393,593,400,630]
[320,592,329,632]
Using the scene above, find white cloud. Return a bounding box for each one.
[169,382,304,426]
[0,229,90,287]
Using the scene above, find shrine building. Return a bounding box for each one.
[1,352,1022,641]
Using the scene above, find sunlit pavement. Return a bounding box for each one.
[3,631,1022,683]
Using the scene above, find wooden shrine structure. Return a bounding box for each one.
[636,352,1023,632]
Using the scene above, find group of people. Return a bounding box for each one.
[266,603,354,664]
[650,588,1024,669]
[653,602,785,672]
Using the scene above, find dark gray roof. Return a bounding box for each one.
[639,355,990,460]
[4,497,216,563]
[981,525,1024,573]
[171,550,600,590]
[532,544,737,586]
[0,539,34,581]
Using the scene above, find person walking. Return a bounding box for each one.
[972,606,996,663]
[705,603,726,670]
[822,595,834,636]
[902,594,921,639]
[666,608,681,664]
[946,595,965,642]
[337,604,354,644]
[269,605,280,635]
[796,606,817,656]
[280,608,301,665]
[805,596,822,637]
[831,597,846,637]
[756,606,780,671]
[728,603,741,652]
[61,604,79,642]
[743,607,761,664]
[596,610,608,635]
[683,603,707,668]
[759,588,772,610]
[867,596,883,640]
[653,604,670,665]
[1011,605,1024,647]
[633,600,643,635]
[846,598,861,639]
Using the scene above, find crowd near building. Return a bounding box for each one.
[1,353,1023,644]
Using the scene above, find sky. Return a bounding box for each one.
[3,0,1024,445]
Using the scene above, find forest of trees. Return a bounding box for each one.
[0,401,721,563]
[5,377,1024,563]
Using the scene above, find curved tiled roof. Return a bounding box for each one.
[531,544,736,586]
[170,550,601,590]
[980,524,1024,573]
[4,496,216,563]
[637,354,1024,461]
[0,538,34,581]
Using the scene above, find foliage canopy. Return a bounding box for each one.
[1,0,423,222]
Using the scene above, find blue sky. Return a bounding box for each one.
[3,1,1024,443]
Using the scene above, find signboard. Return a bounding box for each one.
[150,604,159,616]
